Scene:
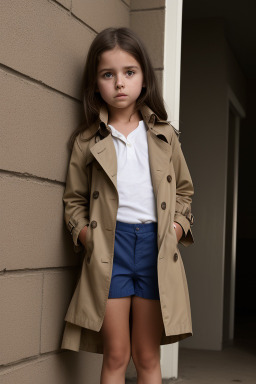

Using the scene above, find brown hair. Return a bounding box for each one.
[70,27,167,145]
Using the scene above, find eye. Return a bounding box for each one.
[103,72,113,79]
[126,70,135,77]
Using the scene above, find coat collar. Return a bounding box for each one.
[82,104,172,144]
[98,103,162,128]
[88,104,173,198]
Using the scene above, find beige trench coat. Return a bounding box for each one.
[61,105,194,354]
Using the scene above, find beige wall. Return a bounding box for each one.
[179,19,246,350]
[130,0,165,92]
[0,0,128,382]
[0,0,166,382]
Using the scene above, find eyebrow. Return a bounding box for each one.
[98,66,139,73]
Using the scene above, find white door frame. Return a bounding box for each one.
[163,0,183,129]
[161,0,183,379]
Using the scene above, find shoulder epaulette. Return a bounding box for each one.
[168,123,181,140]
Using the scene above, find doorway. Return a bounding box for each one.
[223,104,240,346]
[234,83,256,350]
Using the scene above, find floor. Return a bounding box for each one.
[126,315,256,383]
[126,339,256,383]
[176,341,256,383]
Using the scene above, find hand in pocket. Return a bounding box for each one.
[78,225,89,247]
[173,222,183,243]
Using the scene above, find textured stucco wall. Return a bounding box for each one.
[130,0,165,92]
[0,1,129,382]
[0,0,166,382]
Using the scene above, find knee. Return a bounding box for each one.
[103,344,131,371]
[132,347,160,372]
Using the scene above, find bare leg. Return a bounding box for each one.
[131,296,164,384]
[100,297,132,384]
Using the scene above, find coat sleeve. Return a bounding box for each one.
[171,129,194,247]
[63,137,90,251]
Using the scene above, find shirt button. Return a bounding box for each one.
[167,175,172,183]
[127,142,131,147]
[161,202,166,210]
[93,191,99,199]
[90,220,97,229]
[174,253,179,262]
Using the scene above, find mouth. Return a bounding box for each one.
[115,93,127,98]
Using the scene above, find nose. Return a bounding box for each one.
[115,74,124,89]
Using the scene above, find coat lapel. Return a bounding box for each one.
[90,134,118,191]
[147,128,173,199]
[89,104,173,197]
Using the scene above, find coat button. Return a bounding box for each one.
[174,253,178,262]
[161,202,166,210]
[91,220,97,229]
[93,191,99,199]
[87,256,91,264]
[167,175,172,183]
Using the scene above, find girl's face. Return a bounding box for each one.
[96,47,144,115]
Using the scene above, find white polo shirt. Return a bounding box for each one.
[109,120,157,224]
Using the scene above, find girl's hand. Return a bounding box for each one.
[173,222,183,243]
[78,225,88,247]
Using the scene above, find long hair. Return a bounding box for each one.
[70,27,167,145]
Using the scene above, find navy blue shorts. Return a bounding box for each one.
[108,221,160,300]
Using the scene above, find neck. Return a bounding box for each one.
[107,105,141,126]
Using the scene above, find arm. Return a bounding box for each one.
[171,130,194,247]
[63,137,90,251]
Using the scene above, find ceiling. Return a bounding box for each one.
[182,0,256,79]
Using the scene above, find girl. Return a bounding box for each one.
[61,27,194,384]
